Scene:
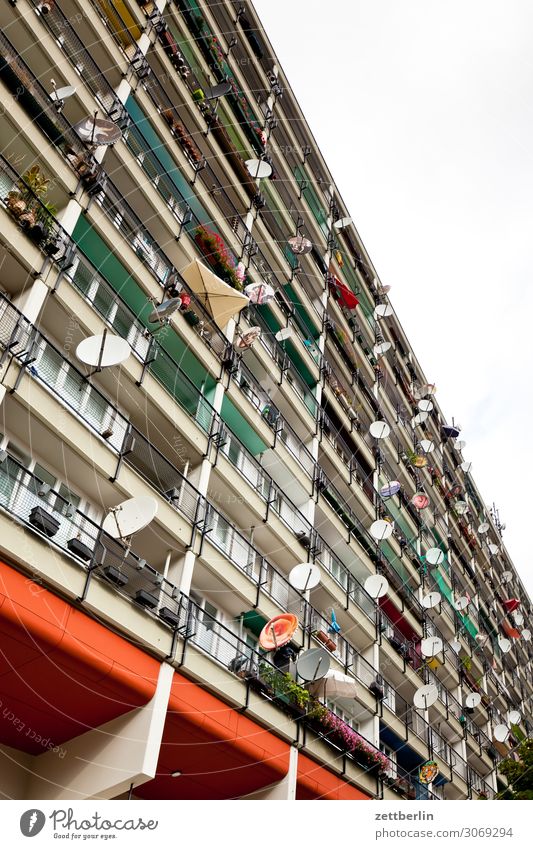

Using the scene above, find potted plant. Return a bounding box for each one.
[194,225,245,290]
[313,629,337,652]
[183,309,200,327]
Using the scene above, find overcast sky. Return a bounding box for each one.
[253,0,533,596]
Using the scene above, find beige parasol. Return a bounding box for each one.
[180,259,249,328]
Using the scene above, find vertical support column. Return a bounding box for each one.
[12,277,49,323]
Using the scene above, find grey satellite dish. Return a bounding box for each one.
[289,563,321,592]
[460,461,472,473]
[413,684,439,710]
[204,81,233,99]
[513,612,524,626]
[411,412,429,427]
[380,481,401,498]
[454,596,469,611]
[422,591,442,609]
[493,724,509,743]
[245,158,272,179]
[364,574,389,599]
[296,648,330,682]
[508,710,521,725]
[465,692,482,709]
[455,439,466,450]
[425,548,445,566]
[478,522,490,534]
[455,501,468,515]
[275,327,293,342]
[498,637,512,654]
[419,439,435,454]
[333,216,352,230]
[501,570,512,583]
[418,399,434,413]
[374,303,393,319]
[522,629,532,641]
[373,341,392,357]
[421,636,443,658]
[74,115,122,145]
[288,235,312,255]
[50,84,77,103]
[76,332,130,369]
[102,496,158,540]
[148,297,182,323]
[488,543,500,555]
[369,519,393,541]
[449,638,461,653]
[369,420,390,439]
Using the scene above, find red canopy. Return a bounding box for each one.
[328,275,359,310]
[502,598,520,613]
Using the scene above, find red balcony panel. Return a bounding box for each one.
[296,752,371,800]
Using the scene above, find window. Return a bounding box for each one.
[54,484,80,517]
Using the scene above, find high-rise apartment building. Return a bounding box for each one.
[0,0,530,801]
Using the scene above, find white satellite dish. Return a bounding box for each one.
[275,327,293,342]
[413,684,439,709]
[455,501,468,515]
[50,84,77,102]
[102,496,158,540]
[455,439,467,450]
[493,724,509,743]
[369,420,390,439]
[422,591,442,609]
[289,563,321,592]
[411,412,429,427]
[478,522,490,534]
[74,115,122,145]
[421,636,443,658]
[380,481,401,498]
[419,439,435,454]
[374,303,393,319]
[364,574,389,599]
[374,341,392,357]
[245,158,272,179]
[522,629,532,641]
[454,596,469,611]
[508,710,521,725]
[514,611,524,626]
[418,399,433,413]
[465,692,482,709]
[76,332,131,369]
[296,648,331,682]
[498,637,512,654]
[425,548,445,566]
[449,638,461,653]
[369,519,393,541]
[501,570,513,583]
[148,297,182,323]
[460,461,472,473]
[333,216,352,231]
[488,543,500,555]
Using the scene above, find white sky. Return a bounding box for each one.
[253,0,533,597]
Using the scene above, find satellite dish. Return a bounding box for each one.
[418,400,433,413]
[493,724,509,743]
[413,684,439,709]
[411,493,429,510]
[455,439,466,450]
[236,327,261,349]
[488,543,500,555]
[373,341,392,357]
[289,563,321,591]
[508,710,521,725]
[425,548,445,566]
[465,692,482,709]
[102,496,158,540]
[419,439,435,454]
[244,282,275,304]
[422,591,442,609]
[498,637,512,654]
[296,648,330,682]
[369,519,393,541]
[424,383,437,396]
[333,216,352,230]
[442,424,461,439]
[275,327,293,342]
[245,158,272,179]
[522,629,532,641]
[204,81,233,99]
[411,412,429,427]
[478,522,490,534]
[74,115,122,145]
[364,574,389,599]
[50,84,77,102]
[455,501,468,515]
[380,481,401,498]
[514,612,524,626]
[374,303,393,319]
[501,570,513,583]
[460,461,472,473]
[421,636,443,657]
[259,613,298,650]
[287,235,312,255]
[449,638,461,653]
[148,297,182,323]
[454,596,469,611]
[369,420,390,439]
[378,284,391,295]
[76,333,131,369]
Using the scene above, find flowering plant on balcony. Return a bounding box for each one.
[194,225,244,290]
[321,710,390,772]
